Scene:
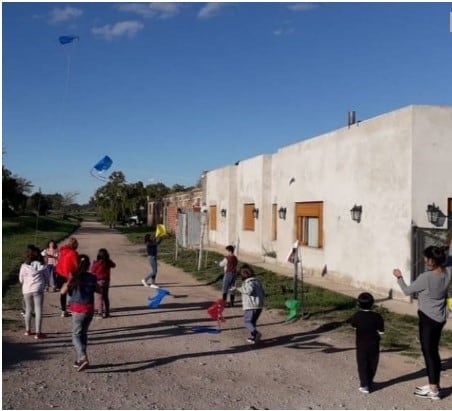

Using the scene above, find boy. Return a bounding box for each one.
[219,245,238,307]
[349,292,384,394]
[231,264,265,344]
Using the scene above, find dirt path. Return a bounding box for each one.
[2,221,451,409]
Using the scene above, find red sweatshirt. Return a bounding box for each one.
[55,245,78,279]
[91,259,116,281]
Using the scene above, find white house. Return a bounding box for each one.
[205,105,452,299]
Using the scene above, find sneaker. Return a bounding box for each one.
[150,283,159,289]
[73,361,81,368]
[24,330,32,336]
[61,311,69,317]
[246,337,256,344]
[34,333,47,340]
[77,359,89,372]
[414,390,440,400]
[359,386,370,394]
[141,279,149,287]
[254,331,262,343]
[20,311,26,318]
[414,385,431,394]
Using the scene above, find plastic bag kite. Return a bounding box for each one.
[207,299,225,327]
[59,35,79,45]
[148,288,170,308]
[90,155,113,181]
[155,224,167,238]
[285,299,300,321]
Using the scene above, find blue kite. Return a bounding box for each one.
[148,288,170,308]
[90,155,113,181]
[59,35,79,45]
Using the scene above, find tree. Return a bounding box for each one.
[2,165,32,213]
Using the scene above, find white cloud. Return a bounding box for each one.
[118,3,183,19]
[287,3,318,12]
[273,27,295,37]
[91,20,144,40]
[50,6,83,23]
[198,3,225,19]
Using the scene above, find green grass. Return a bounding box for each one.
[118,225,452,356]
[2,215,80,295]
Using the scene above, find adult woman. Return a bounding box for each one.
[393,245,451,400]
[19,246,49,339]
[61,254,99,371]
[55,237,79,317]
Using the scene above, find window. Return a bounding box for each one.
[295,202,323,248]
[243,203,255,231]
[209,205,217,231]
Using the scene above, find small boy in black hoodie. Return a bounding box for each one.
[349,292,385,394]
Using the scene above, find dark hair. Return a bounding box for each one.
[144,234,151,243]
[239,263,254,278]
[67,254,91,294]
[25,245,44,265]
[47,240,57,249]
[423,245,448,268]
[357,292,374,310]
[225,245,234,253]
[96,248,110,262]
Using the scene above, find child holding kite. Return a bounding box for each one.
[231,264,265,344]
[141,233,163,288]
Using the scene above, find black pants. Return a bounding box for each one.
[418,310,445,385]
[356,342,380,387]
[55,274,68,312]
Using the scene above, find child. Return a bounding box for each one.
[61,255,100,371]
[141,233,163,288]
[219,245,238,307]
[41,240,59,292]
[91,248,116,318]
[231,264,265,344]
[349,292,385,394]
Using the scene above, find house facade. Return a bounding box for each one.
[205,105,452,299]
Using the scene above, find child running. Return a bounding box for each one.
[231,264,265,344]
[91,248,116,318]
[61,254,100,371]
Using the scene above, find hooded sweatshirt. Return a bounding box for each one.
[55,245,79,279]
[19,261,47,294]
[238,277,265,310]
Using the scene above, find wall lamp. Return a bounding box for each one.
[278,207,287,220]
[426,203,446,227]
[220,208,227,217]
[253,208,259,219]
[350,204,362,223]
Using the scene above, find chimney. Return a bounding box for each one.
[347,111,356,128]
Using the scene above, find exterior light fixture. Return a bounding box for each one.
[426,203,441,226]
[350,204,362,223]
[220,208,227,217]
[253,208,259,219]
[278,207,287,220]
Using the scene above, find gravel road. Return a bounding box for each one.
[2,221,451,410]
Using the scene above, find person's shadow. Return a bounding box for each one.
[373,357,452,399]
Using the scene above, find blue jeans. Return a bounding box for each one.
[144,255,158,284]
[72,312,93,362]
[243,308,262,337]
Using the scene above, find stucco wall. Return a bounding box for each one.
[205,105,452,297]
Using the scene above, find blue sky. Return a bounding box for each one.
[2,2,452,204]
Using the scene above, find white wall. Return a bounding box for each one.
[206,105,452,297]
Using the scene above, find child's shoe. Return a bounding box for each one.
[358,386,370,394]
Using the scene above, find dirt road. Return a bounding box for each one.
[2,221,451,409]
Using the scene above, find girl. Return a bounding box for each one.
[41,240,59,291]
[61,255,100,371]
[91,248,116,318]
[393,245,451,400]
[19,246,49,339]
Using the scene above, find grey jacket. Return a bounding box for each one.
[397,268,451,323]
[238,277,265,310]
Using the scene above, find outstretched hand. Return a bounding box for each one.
[393,268,402,279]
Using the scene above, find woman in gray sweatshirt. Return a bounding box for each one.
[393,245,451,400]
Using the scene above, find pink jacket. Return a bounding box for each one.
[19,262,47,294]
